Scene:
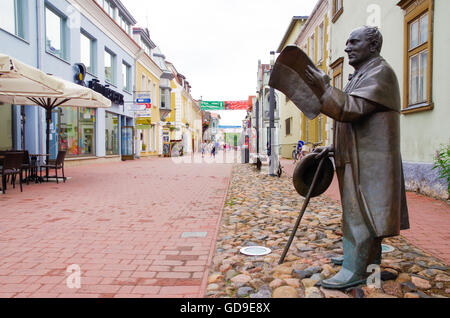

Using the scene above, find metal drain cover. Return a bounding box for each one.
[382,244,395,253]
[240,246,272,256]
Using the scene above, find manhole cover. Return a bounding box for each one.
[382,244,395,253]
[240,246,272,256]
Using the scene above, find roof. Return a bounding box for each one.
[133,27,157,49]
[110,0,137,25]
[277,16,309,53]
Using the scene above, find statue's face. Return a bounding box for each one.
[345,29,373,68]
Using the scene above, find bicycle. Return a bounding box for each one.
[292,141,306,164]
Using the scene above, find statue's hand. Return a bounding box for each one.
[305,65,331,97]
[313,145,334,160]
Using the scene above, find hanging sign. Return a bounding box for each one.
[201,100,250,111]
[224,101,249,110]
[200,101,224,110]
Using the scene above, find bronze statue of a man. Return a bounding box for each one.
[305,26,410,289]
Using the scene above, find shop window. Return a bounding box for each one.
[59,107,79,156]
[105,49,116,84]
[81,31,96,74]
[59,107,96,157]
[45,6,67,60]
[0,0,25,38]
[79,109,95,156]
[332,0,344,23]
[398,0,434,114]
[105,111,119,155]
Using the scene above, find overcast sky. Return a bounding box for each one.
[123,0,317,125]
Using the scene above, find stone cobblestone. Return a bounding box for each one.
[206,164,450,298]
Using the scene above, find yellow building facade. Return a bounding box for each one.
[295,0,331,152]
[278,0,331,159]
[277,16,309,159]
[135,57,163,157]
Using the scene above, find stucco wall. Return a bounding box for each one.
[328,0,449,199]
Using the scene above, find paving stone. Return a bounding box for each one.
[207,164,450,299]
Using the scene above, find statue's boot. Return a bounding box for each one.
[321,267,367,290]
[331,255,381,266]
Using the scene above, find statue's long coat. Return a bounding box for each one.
[320,56,410,238]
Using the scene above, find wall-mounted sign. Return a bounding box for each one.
[88,79,124,105]
[135,93,151,106]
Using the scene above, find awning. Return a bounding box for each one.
[0,53,64,96]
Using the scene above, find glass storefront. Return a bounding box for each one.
[0,104,13,150]
[58,106,95,157]
[105,111,119,155]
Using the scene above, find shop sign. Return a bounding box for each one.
[88,79,124,105]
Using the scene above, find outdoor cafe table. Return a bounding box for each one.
[29,154,49,183]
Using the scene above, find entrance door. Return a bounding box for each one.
[121,126,135,161]
[49,110,59,160]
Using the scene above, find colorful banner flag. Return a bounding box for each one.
[224,101,249,110]
[200,101,224,110]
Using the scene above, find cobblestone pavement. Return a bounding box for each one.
[0,156,232,298]
[280,158,450,264]
[207,164,450,298]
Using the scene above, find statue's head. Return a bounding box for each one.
[345,26,383,69]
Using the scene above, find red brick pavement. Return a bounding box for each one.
[280,158,450,265]
[0,156,232,298]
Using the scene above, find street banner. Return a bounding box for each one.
[200,101,224,110]
[224,100,249,110]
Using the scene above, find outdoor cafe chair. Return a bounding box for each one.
[40,150,67,184]
[0,152,24,194]
[21,150,31,185]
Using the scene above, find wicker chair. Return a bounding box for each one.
[40,151,67,184]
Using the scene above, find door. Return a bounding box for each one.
[49,110,59,160]
[121,126,135,160]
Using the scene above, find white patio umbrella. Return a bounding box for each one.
[0,75,111,157]
[0,54,64,96]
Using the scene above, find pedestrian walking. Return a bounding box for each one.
[211,143,216,158]
[201,141,206,158]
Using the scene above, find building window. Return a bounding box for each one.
[285,117,292,136]
[318,115,323,142]
[80,32,96,74]
[105,49,115,84]
[309,34,315,62]
[45,6,67,59]
[398,0,433,113]
[105,111,119,155]
[318,23,325,63]
[122,62,131,91]
[332,0,344,23]
[160,88,171,109]
[330,57,344,90]
[141,75,146,92]
[0,0,25,38]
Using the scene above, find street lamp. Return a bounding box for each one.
[269,51,277,177]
